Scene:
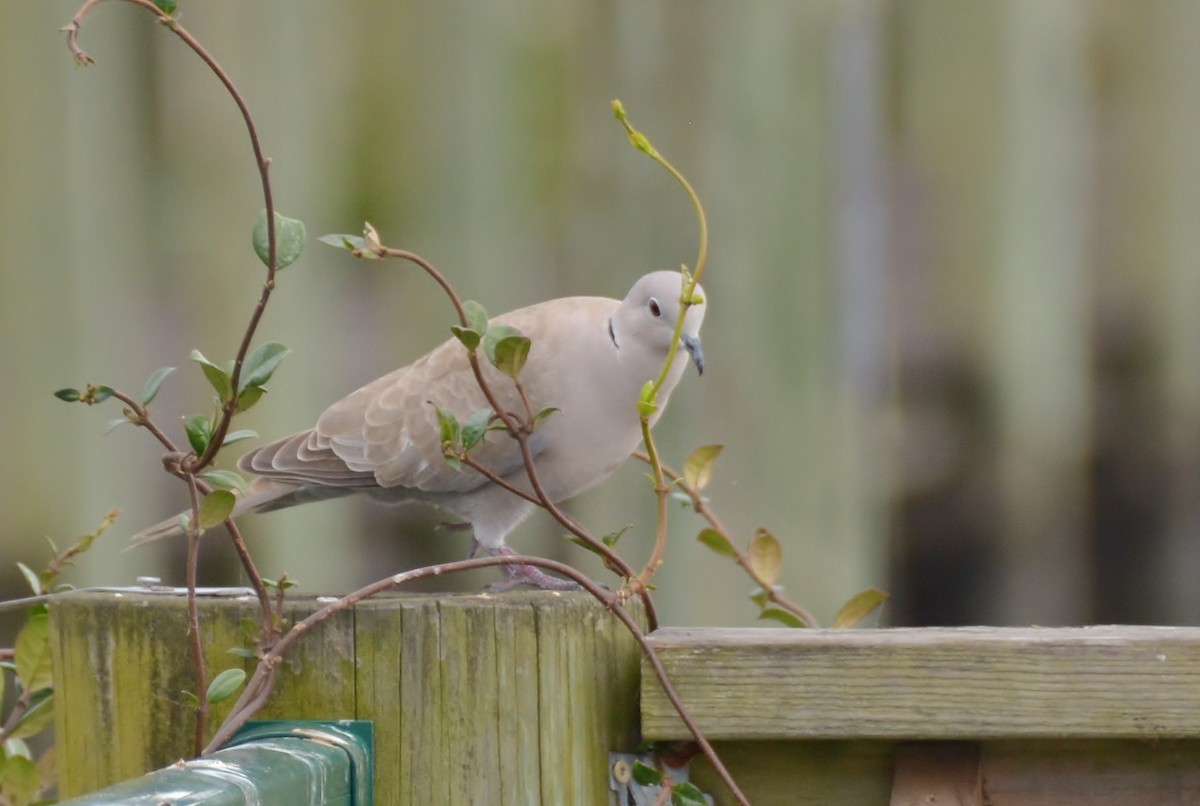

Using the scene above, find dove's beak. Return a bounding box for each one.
[682,334,704,376]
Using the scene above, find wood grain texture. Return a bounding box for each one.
[50,588,352,796]
[685,739,1200,806]
[51,589,644,804]
[641,626,1200,740]
[687,740,897,805]
[981,739,1200,805]
[890,743,982,806]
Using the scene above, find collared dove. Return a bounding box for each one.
[132,270,705,588]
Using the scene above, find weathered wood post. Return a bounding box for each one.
[50,588,645,804]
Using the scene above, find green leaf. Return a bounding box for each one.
[461,408,494,452]
[103,417,133,435]
[433,404,460,448]
[252,210,306,270]
[758,606,808,628]
[238,341,290,393]
[191,350,233,403]
[493,335,531,378]
[0,753,40,804]
[91,385,114,404]
[482,325,522,363]
[200,470,248,495]
[226,646,257,660]
[683,444,723,491]
[748,527,782,587]
[833,587,889,629]
[697,528,738,558]
[14,612,53,692]
[748,586,780,609]
[564,534,608,558]
[205,668,246,704]
[197,490,236,530]
[7,689,53,741]
[53,388,80,403]
[236,384,266,413]
[484,326,531,378]
[631,760,662,787]
[183,414,212,455]
[154,0,178,14]
[15,563,41,596]
[532,407,559,430]
[602,525,632,548]
[222,429,258,447]
[139,367,175,405]
[450,326,481,351]
[672,782,708,806]
[462,300,489,334]
[318,233,366,251]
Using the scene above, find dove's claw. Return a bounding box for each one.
[483,545,579,591]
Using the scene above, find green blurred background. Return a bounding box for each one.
[3,0,1200,628]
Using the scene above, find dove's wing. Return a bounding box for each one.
[239,296,612,494]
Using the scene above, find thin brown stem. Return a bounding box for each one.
[184,475,208,756]
[222,517,277,644]
[0,689,33,743]
[103,388,277,638]
[64,0,281,475]
[634,424,671,590]
[108,389,178,454]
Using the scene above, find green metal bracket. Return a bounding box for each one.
[56,720,374,806]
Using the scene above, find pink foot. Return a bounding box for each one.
[482,545,578,591]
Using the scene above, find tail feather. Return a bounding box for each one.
[125,479,351,549]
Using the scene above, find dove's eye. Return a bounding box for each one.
[648,298,662,318]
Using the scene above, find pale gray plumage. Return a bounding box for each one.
[131,271,705,569]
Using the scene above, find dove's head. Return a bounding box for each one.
[616,271,706,375]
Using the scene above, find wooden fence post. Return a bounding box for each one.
[50,588,644,804]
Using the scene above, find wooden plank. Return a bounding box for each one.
[536,592,591,802]
[440,597,501,805]
[250,596,357,722]
[688,740,896,806]
[890,743,982,806]
[50,585,338,791]
[980,739,1200,805]
[493,596,541,806]
[686,739,1200,805]
[397,596,445,806]
[351,598,403,805]
[641,626,1200,740]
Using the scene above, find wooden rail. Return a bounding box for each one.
[642,626,1200,805]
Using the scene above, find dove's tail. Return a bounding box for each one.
[126,479,352,549]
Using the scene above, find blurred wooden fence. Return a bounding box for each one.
[3,1,1200,627]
